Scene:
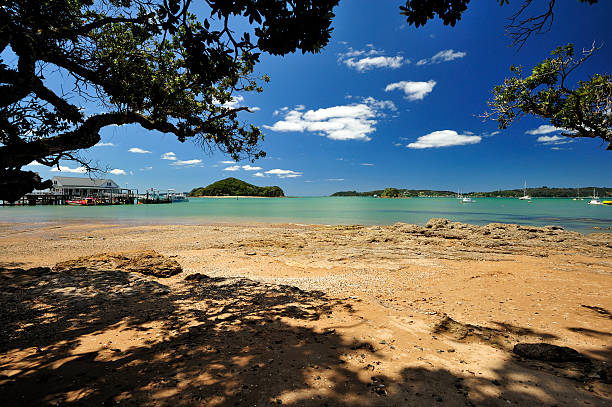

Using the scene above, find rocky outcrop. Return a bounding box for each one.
[53,250,182,277]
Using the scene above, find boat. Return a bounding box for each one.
[518,181,531,200]
[603,201,612,206]
[588,188,603,205]
[462,196,474,203]
[66,197,97,205]
[168,189,189,203]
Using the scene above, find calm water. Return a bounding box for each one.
[1,197,611,234]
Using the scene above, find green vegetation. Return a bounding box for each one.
[485,44,612,150]
[332,189,456,198]
[332,186,611,198]
[189,178,284,197]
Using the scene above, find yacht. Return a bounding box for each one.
[588,188,603,205]
[462,196,474,203]
[518,181,531,200]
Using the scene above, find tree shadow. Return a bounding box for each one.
[0,266,610,406]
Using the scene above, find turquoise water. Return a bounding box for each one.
[1,197,611,234]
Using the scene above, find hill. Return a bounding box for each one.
[332,186,612,198]
[188,178,284,197]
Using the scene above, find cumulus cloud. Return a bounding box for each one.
[128,147,151,154]
[223,165,241,171]
[253,172,265,177]
[26,161,43,166]
[407,130,482,149]
[416,49,466,66]
[94,142,115,147]
[161,152,177,161]
[385,80,436,101]
[265,169,302,178]
[242,165,262,171]
[109,168,127,175]
[172,159,203,166]
[264,98,395,141]
[50,165,87,173]
[344,56,404,72]
[526,125,566,135]
[220,95,244,109]
[220,160,236,164]
[536,135,573,146]
[338,46,406,72]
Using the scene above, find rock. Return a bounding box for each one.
[425,218,450,229]
[54,250,182,277]
[513,343,591,363]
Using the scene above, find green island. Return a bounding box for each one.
[188,178,284,197]
[332,186,612,198]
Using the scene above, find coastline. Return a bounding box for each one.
[1,219,610,405]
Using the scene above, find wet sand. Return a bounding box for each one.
[0,219,610,406]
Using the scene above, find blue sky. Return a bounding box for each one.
[25,1,612,195]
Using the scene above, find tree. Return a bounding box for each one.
[400,0,599,48]
[484,44,611,150]
[0,0,338,202]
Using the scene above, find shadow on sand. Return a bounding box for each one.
[0,266,609,406]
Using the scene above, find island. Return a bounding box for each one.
[188,177,284,197]
[332,186,612,198]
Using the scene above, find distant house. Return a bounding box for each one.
[51,176,120,196]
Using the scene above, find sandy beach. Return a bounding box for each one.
[0,219,610,406]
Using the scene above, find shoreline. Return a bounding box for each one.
[1,219,610,405]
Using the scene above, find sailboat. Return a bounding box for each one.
[588,188,603,205]
[573,187,581,201]
[518,181,531,200]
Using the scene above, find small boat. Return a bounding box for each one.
[603,201,612,205]
[66,197,97,206]
[168,189,189,203]
[462,197,474,203]
[519,181,531,200]
[588,188,603,205]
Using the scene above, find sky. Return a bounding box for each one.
[24,1,612,195]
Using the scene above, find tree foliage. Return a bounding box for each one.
[485,44,612,150]
[0,0,338,201]
[189,177,284,197]
[400,0,598,48]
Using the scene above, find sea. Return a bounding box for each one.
[1,197,611,235]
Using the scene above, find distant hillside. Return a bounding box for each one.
[189,178,284,197]
[332,187,612,198]
[332,189,456,197]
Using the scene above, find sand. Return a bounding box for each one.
[0,219,610,406]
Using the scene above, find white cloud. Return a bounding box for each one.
[26,161,43,166]
[109,168,127,175]
[417,49,466,66]
[526,125,566,135]
[50,165,87,173]
[249,106,261,112]
[220,160,236,164]
[140,166,153,171]
[344,56,405,72]
[172,159,203,166]
[221,95,244,109]
[223,165,241,171]
[385,80,436,101]
[264,98,394,142]
[361,163,374,166]
[338,46,406,72]
[129,147,151,154]
[242,165,262,171]
[407,130,482,149]
[536,135,573,145]
[327,178,344,181]
[265,169,302,178]
[253,172,265,177]
[94,142,115,147]
[161,152,177,161]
